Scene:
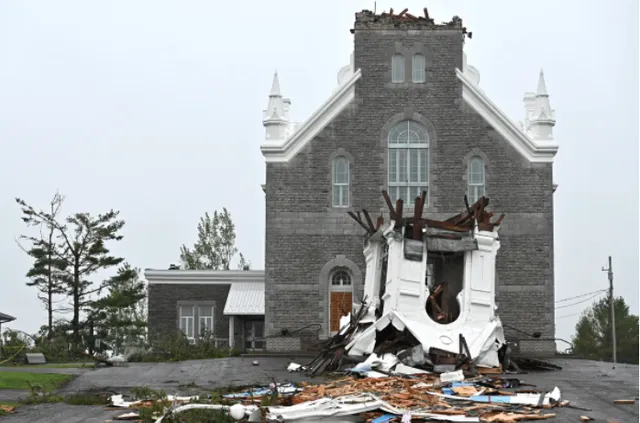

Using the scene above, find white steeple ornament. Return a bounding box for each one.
[528,69,556,141]
[263,71,290,142]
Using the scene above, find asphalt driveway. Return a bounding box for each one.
[0,357,637,423]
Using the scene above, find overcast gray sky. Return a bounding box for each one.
[0,0,637,348]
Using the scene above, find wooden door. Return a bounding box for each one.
[330,291,353,332]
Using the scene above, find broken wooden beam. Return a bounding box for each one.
[381,190,396,220]
[424,218,473,233]
[362,209,377,233]
[347,211,372,233]
[427,236,478,253]
[394,198,404,228]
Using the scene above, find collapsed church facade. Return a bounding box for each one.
[261,9,558,355]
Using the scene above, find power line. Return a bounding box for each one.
[556,312,583,319]
[555,289,608,304]
[555,290,606,310]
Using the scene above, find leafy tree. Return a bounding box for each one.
[16,192,67,339]
[16,195,126,348]
[572,295,639,364]
[180,208,244,270]
[90,263,147,355]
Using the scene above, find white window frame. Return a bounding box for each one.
[468,156,485,204]
[178,302,215,342]
[412,54,426,83]
[330,269,352,288]
[332,156,350,207]
[198,305,215,337]
[391,54,405,83]
[387,120,429,206]
[178,305,195,341]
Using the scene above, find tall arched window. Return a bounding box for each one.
[388,120,429,205]
[391,54,405,83]
[332,156,350,207]
[468,156,485,204]
[412,54,426,83]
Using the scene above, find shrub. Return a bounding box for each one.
[129,329,240,362]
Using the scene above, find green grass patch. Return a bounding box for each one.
[0,361,91,369]
[0,371,75,390]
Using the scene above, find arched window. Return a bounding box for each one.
[388,120,429,205]
[332,156,350,207]
[468,156,485,204]
[412,54,426,83]
[391,54,405,83]
[331,269,352,286]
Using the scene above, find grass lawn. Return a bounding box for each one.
[0,372,75,390]
[1,362,91,369]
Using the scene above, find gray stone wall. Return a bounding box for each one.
[148,284,231,340]
[264,13,555,355]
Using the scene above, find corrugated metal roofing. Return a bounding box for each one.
[223,282,265,315]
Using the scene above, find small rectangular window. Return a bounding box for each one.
[332,157,350,207]
[391,54,405,83]
[198,305,214,336]
[179,305,195,339]
[467,156,485,204]
[412,54,426,83]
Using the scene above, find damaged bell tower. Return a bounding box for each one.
[343,191,507,369]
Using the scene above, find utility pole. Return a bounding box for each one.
[601,256,616,367]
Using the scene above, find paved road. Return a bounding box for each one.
[0,357,637,423]
[59,356,318,394]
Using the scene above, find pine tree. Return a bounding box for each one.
[17,192,67,338]
[16,196,126,348]
[572,295,639,364]
[90,263,147,355]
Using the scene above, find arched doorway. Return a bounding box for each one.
[329,269,353,335]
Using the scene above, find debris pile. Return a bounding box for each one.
[286,374,563,422]
[103,374,567,422]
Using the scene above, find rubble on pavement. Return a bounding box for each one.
[103,373,567,422]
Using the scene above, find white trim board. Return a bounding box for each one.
[145,269,264,285]
[456,69,558,163]
[260,66,558,164]
[260,69,362,163]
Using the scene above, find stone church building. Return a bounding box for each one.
[146,8,558,356]
[260,10,558,355]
